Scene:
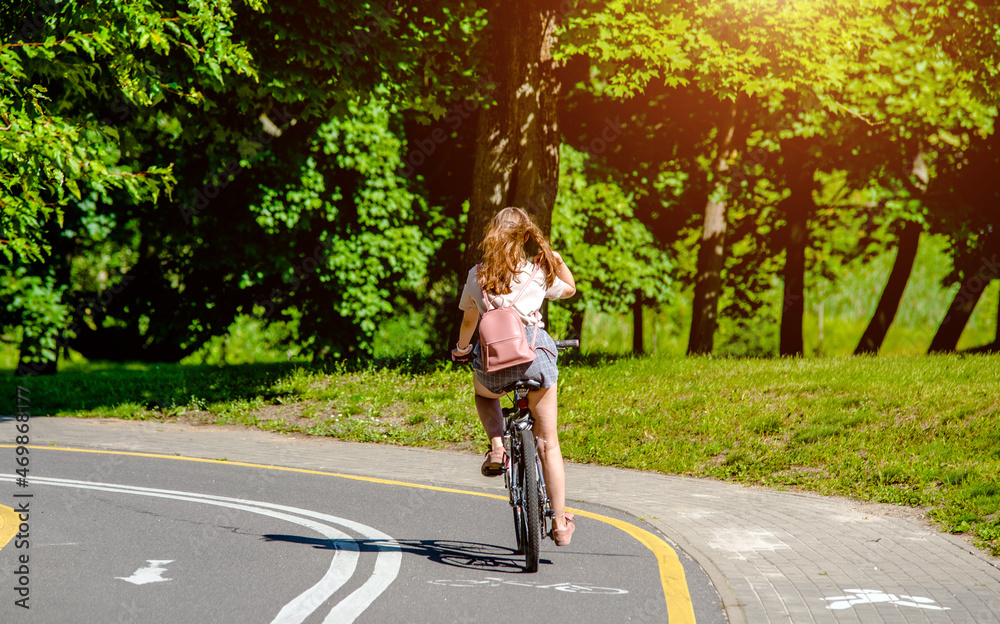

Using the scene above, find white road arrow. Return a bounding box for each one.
[116,560,175,585]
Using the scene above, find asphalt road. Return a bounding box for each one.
[0,446,723,623]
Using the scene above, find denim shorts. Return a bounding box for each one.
[473,325,559,394]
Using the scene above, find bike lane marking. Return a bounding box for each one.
[823,589,951,612]
[24,474,403,624]
[429,577,630,594]
[0,474,389,624]
[116,560,175,585]
[4,445,696,624]
[0,504,19,550]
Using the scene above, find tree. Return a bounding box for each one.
[927,130,1000,353]
[854,220,923,354]
[562,0,1000,357]
[1,0,262,264]
[549,144,673,351]
[2,0,265,374]
[775,139,818,356]
[853,150,930,356]
[462,0,564,269]
[0,267,68,375]
[3,0,493,371]
[689,99,738,354]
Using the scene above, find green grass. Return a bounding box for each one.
[3,353,999,556]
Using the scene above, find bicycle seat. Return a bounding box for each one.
[501,379,542,393]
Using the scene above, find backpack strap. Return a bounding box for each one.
[528,321,557,358]
[508,264,541,307]
[476,265,492,312]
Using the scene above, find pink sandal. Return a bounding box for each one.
[550,515,576,546]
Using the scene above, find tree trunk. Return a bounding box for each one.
[632,291,644,355]
[569,307,584,341]
[780,199,808,356]
[855,220,922,354]
[15,334,59,377]
[687,100,738,355]
[462,0,563,269]
[994,290,1000,351]
[928,274,992,353]
[778,142,815,357]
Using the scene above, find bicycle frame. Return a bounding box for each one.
[502,383,553,540]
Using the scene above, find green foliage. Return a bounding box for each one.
[4,0,998,370]
[563,0,999,356]
[550,144,673,321]
[0,267,69,372]
[244,98,449,356]
[0,0,262,262]
[2,0,492,368]
[372,306,437,358]
[566,0,997,125]
[183,312,301,365]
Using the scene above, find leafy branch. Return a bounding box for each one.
[831,101,885,127]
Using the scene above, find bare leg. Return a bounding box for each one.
[473,377,504,453]
[528,384,568,531]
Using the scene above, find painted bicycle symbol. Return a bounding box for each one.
[824,588,950,611]
[430,577,628,594]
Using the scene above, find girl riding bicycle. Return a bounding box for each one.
[451,206,577,546]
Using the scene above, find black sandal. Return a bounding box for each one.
[481,449,506,477]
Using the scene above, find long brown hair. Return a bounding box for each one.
[478,207,557,296]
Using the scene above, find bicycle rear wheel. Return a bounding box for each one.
[519,427,541,572]
[510,435,525,555]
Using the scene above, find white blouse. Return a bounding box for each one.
[459,262,569,326]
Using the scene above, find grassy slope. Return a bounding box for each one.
[4,354,999,555]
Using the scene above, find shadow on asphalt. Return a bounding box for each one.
[262,534,548,573]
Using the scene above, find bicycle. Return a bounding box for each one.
[500,339,578,573]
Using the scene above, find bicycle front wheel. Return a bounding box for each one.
[519,427,541,573]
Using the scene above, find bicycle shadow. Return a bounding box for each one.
[261,534,547,573]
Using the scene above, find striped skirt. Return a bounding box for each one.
[473,325,559,395]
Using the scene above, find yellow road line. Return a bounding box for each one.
[0,505,19,551]
[567,508,695,622]
[4,445,696,622]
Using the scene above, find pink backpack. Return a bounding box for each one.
[478,265,540,372]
